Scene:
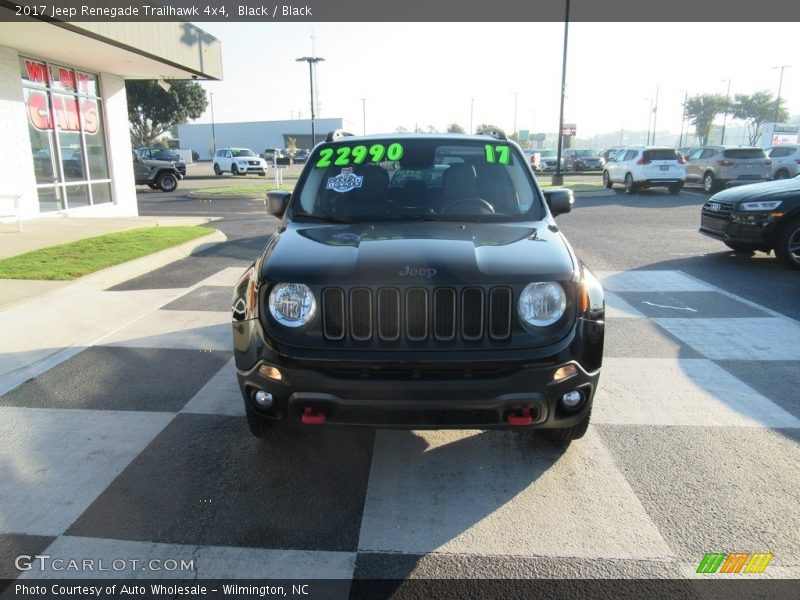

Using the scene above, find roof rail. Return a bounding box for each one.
[475,127,507,141]
[325,129,355,142]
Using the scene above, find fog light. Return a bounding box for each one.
[561,390,582,408]
[254,390,273,408]
[553,364,578,382]
[258,365,282,381]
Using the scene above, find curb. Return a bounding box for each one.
[72,227,228,291]
[186,191,266,200]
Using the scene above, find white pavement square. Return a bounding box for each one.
[0,408,173,536]
[181,358,244,416]
[596,271,714,292]
[653,318,800,361]
[99,310,231,351]
[593,358,800,428]
[21,536,357,580]
[604,292,646,319]
[357,428,672,560]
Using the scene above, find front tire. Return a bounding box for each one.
[156,172,178,192]
[703,172,718,194]
[775,169,789,180]
[668,183,682,195]
[232,164,240,176]
[213,163,222,176]
[546,409,592,444]
[775,217,800,269]
[602,171,613,189]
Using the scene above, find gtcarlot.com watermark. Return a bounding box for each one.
[15,554,196,573]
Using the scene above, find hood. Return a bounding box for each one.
[261,221,577,285]
[710,177,800,203]
[142,158,177,168]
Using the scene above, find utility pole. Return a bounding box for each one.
[772,65,791,123]
[678,90,688,148]
[210,92,216,156]
[720,79,731,144]
[553,0,570,186]
[295,56,325,146]
[645,98,653,145]
[652,85,659,145]
[469,98,475,134]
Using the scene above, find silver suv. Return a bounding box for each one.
[685,146,771,193]
[765,144,800,180]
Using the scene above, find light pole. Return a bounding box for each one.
[678,90,688,148]
[361,98,366,135]
[512,91,518,138]
[553,0,570,186]
[652,85,659,145]
[720,79,731,144]
[210,92,217,156]
[772,65,791,123]
[295,56,325,146]
[469,97,474,134]
[645,98,652,145]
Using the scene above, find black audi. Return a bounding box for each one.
[700,175,800,268]
[232,130,605,446]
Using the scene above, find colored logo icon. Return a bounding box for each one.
[696,552,773,574]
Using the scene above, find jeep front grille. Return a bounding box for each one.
[321,286,514,344]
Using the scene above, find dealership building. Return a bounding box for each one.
[177,118,347,161]
[0,17,222,221]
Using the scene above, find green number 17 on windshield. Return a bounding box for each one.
[484,144,510,165]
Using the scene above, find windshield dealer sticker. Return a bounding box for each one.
[326,168,364,193]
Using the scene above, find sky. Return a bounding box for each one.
[192,22,800,142]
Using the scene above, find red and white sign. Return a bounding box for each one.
[26,90,99,134]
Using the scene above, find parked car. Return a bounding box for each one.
[523,149,540,170]
[214,148,267,176]
[293,149,310,164]
[536,149,564,172]
[599,148,624,164]
[132,149,181,192]
[603,146,685,194]
[699,175,800,268]
[684,146,771,193]
[764,144,800,180]
[137,147,186,177]
[563,149,604,171]
[232,129,605,446]
[261,148,284,163]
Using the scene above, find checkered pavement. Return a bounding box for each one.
[1,268,799,585]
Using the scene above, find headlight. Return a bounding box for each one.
[268,283,316,327]
[740,200,783,211]
[518,282,567,328]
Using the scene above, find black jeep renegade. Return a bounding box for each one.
[232,129,604,444]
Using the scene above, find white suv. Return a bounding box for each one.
[603,146,686,194]
[213,148,267,176]
[765,144,800,180]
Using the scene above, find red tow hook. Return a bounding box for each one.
[301,406,327,425]
[507,407,533,426]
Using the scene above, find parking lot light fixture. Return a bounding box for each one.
[772,65,791,123]
[296,56,325,146]
[552,0,570,186]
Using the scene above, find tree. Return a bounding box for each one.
[126,80,208,147]
[395,125,408,133]
[731,91,790,145]
[286,137,298,157]
[476,123,501,133]
[684,94,728,145]
[447,123,465,133]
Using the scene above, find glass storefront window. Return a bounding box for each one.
[20,57,112,213]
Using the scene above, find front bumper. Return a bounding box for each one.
[699,209,779,248]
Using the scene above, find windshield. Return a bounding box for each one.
[232,149,256,157]
[538,150,556,157]
[722,148,766,160]
[573,150,597,157]
[291,139,543,223]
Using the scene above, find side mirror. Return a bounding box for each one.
[266,190,291,218]
[544,188,574,217]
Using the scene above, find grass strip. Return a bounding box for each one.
[0,226,214,280]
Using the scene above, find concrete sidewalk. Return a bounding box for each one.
[0,215,227,395]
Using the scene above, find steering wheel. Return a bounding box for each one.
[440,198,495,215]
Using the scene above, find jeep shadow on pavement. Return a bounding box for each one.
[232,129,605,449]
